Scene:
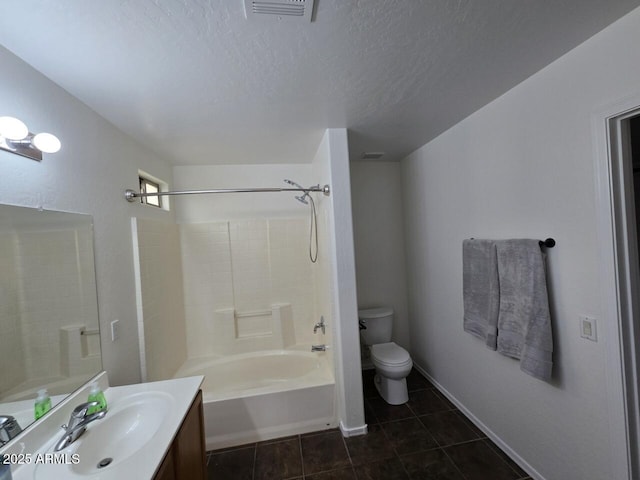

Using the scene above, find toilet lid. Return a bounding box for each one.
[370,342,411,366]
[358,307,394,319]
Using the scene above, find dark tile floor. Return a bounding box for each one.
[207,369,532,480]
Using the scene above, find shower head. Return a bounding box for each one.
[284,179,305,190]
[284,179,310,204]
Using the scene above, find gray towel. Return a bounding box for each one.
[462,239,500,350]
[495,239,553,381]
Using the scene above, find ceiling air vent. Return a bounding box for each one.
[361,152,386,160]
[244,0,315,22]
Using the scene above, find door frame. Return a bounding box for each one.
[592,94,640,480]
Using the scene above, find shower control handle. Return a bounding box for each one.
[313,316,326,335]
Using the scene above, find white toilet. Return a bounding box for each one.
[358,307,413,405]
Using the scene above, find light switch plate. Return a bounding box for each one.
[579,315,597,341]
[111,319,120,342]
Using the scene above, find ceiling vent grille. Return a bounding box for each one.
[361,152,386,160]
[244,0,315,22]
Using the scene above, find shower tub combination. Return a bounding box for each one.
[174,348,335,449]
[130,180,337,450]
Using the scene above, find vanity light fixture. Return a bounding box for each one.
[0,116,61,161]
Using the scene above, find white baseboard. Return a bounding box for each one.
[339,421,368,437]
[412,363,545,480]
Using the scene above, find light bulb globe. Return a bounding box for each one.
[32,133,61,153]
[0,116,29,140]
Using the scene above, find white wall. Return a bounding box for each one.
[350,161,409,349]
[401,7,640,480]
[0,46,175,386]
[314,129,365,435]
[132,218,187,382]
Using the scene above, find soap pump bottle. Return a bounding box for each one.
[87,382,107,414]
[34,388,52,420]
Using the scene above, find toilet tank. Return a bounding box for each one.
[359,307,394,345]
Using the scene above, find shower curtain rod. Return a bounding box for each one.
[124,184,331,202]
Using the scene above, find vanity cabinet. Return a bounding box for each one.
[154,390,206,480]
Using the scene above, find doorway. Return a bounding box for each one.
[600,107,640,479]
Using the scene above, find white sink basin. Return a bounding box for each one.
[35,391,174,479]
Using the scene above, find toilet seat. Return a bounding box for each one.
[370,342,411,368]
[359,307,394,319]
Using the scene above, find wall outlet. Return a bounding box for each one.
[111,319,120,342]
[579,315,597,341]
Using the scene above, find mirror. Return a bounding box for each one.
[0,204,102,436]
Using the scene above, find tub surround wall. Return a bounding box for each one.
[0,231,26,394]
[401,7,640,480]
[350,161,410,350]
[179,218,317,358]
[132,217,187,382]
[16,226,98,381]
[0,222,99,395]
[172,163,324,357]
[211,305,296,356]
[59,325,101,378]
[228,219,271,313]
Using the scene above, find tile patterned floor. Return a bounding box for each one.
[207,369,532,480]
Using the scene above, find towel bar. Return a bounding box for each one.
[538,238,556,248]
[469,238,556,248]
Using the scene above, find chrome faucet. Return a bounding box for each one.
[313,316,326,334]
[0,415,22,446]
[54,401,106,452]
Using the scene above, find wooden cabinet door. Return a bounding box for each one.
[174,390,206,480]
[153,390,206,480]
[154,448,176,480]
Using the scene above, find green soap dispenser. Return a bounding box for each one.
[87,382,107,414]
[34,388,52,420]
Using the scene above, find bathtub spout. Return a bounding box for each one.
[311,344,327,352]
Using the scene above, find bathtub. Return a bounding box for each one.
[174,349,336,449]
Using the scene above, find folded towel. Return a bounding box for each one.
[495,239,553,381]
[462,239,500,350]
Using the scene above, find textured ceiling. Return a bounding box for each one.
[0,0,639,165]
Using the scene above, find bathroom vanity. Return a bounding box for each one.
[0,373,205,480]
[154,390,205,480]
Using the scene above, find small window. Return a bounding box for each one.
[139,176,162,208]
[138,170,169,211]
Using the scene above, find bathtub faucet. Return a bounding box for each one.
[311,344,327,352]
[313,316,326,335]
